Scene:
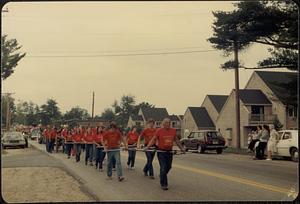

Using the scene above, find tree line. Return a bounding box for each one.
[1,94,154,129]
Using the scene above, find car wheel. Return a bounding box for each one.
[291,148,298,162]
[216,148,223,154]
[182,144,188,152]
[197,145,205,154]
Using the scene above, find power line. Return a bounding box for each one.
[27,49,217,58]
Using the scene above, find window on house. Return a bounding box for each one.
[251,106,264,115]
[156,122,161,127]
[136,122,141,126]
[288,106,297,118]
[172,121,176,127]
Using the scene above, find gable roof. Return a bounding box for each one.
[130,115,143,121]
[255,71,298,105]
[188,107,215,128]
[169,114,180,121]
[141,107,169,121]
[207,95,228,113]
[239,89,271,105]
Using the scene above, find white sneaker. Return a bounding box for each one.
[130,167,135,170]
[266,158,272,161]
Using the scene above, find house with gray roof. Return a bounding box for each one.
[201,95,228,124]
[216,89,275,148]
[182,107,215,138]
[127,107,182,135]
[245,71,298,130]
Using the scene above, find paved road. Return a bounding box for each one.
[26,141,298,201]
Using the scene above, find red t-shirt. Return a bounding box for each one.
[140,128,156,145]
[61,128,68,139]
[84,132,94,143]
[156,127,176,151]
[72,133,82,143]
[50,129,57,140]
[94,133,103,144]
[43,129,50,139]
[127,132,139,145]
[103,130,121,149]
[65,132,73,142]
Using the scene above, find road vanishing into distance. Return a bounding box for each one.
[3,140,298,202]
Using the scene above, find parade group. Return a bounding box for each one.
[41,118,185,190]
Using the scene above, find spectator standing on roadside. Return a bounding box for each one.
[255,125,270,160]
[49,126,57,153]
[266,124,279,161]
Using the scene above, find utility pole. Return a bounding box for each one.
[234,39,241,150]
[92,91,95,120]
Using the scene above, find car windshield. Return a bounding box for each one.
[206,132,221,138]
[31,129,40,136]
[3,132,23,140]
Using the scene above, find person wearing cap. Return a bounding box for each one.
[138,118,156,179]
[126,126,139,170]
[102,122,127,181]
[84,127,94,166]
[145,118,185,190]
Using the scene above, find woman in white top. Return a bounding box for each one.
[266,124,279,160]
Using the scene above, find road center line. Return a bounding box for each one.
[121,152,290,194]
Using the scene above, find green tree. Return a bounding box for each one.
[1,35,26,80]
[63,106,90,121]
[40,99,61,125]
[208,1,298,70]
[100,108,115,121]
[112,94,136,128]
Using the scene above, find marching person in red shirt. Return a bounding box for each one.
[138,118,156,178]
[43,126,51,152]
[73,126,84,162]
[49,126,57,153]
[126,126,139,170]
[65,129,74,159]
[61,125,68,154]
[145,118,185,190]
[84,127,94,166]
[103,122,127,181]
[94,126,106,171]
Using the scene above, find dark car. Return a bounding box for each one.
[180,130,226,154]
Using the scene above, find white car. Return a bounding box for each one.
[2,131,26,149]
[274,130,298,162]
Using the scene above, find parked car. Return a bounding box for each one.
[1,131,26,149]
[273,130,298,162]
[30,128,41,140]
[180,130,226,154]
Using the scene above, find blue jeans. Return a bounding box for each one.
[85,144,93,163]
[49,139,55,153]
[143,151,155,176]
[127,150,136,167]
[95,146,106,169]
[66,143,73,157]
[45,139,49,152]
[157,152,173,187]
[107,150,122,177]
[74,144,82,162]
[93,144,96,161]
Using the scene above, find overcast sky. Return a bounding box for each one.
[2,1,288,116]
